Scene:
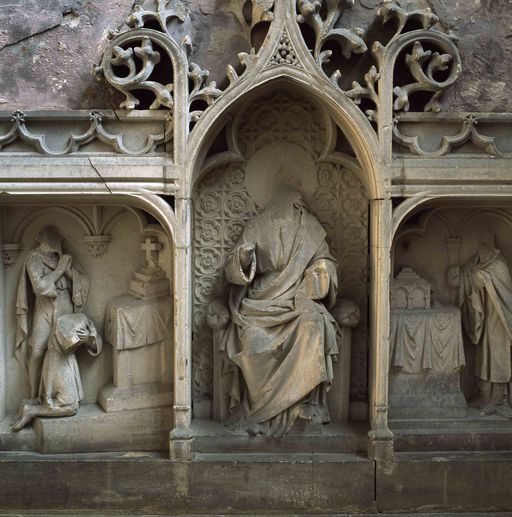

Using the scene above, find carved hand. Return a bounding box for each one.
[446,265,460,288]
[239,243,255,269]
[56,254,72,274]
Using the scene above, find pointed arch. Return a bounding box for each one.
[185,67,383,200]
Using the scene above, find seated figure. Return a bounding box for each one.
[12,313,102,431]
[208,187,343,437]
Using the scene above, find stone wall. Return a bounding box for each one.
[1,0,511,112]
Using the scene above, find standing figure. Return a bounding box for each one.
[208,187,340,437]
[448,226,512,417]
[15,226,89,399]
[12,313,102,431]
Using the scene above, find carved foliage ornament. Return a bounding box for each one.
[94,0,461,132]
[95,0,269,126]
[295,0,461,122]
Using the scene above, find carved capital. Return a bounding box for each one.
[83,235,112,258]
[1,243,22,269]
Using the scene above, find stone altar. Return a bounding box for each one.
[388,266,467,419]
[389,304,467,419]
[100,236,172,412]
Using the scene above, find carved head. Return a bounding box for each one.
[267,186,307,218]
[36,226,64,255]
[475,223,499,263]
[477,224,496,248]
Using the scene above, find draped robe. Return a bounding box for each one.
[40,313,102,408]
[217,204,339,436]
[459,250,512,383]
[15,249,90,377]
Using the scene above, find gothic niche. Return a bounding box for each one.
[391,204,512,423]
[192,88,369,443]
[0,204,173,453]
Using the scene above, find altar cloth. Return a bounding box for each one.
[390,305,465,374]
[104,294,171,351]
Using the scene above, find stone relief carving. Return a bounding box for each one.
[100,235,172,412]
[448,225,512,418]
[390,267,431,310]
[82,235,112,259]
[0,110,172,156]
[393,114,510,158]
[207,187,350,437]
[192,90,369,411]
[389,265,466,419]
[269,30,301,68]
[12,314,102,431]
[1,243,23,269]
[293,0,461,122]
[14,227,90,401]
[389,267,464,375]
[0,206,174,451]
[1,206,148,268]
[391,208,512,420]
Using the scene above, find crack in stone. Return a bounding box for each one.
[88,157,113,195]
[0,23,62,52]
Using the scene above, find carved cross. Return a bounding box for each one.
[141,236,162,269]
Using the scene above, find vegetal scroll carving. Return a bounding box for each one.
[184,37,223,124]
[296,0,367,78]
[344,66,380,122]
[104,37,174,111]
[294,0,461,124]
[377,1,438,38]
[94,0,188,113]
[393,41,456,113]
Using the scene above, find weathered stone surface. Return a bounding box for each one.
[0,452,375,514]
[377,452,512,513]
[1,0,511,111]
[33,404,171,453]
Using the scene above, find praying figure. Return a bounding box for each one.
[15,226,89,399]
[12,313,102,431]
[208,187,341,437]
[448,225,512,417]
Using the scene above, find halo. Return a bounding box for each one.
[244,142,318,209]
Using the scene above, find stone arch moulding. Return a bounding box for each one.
[191,85,371,429]
[0,190,182,452]
[186,71,383,201]
[182,79,392,460]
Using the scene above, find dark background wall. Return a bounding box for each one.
[0,0,511,112]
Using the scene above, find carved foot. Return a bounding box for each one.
[11,413,34,432]
[12,400,40,430]
[479,402,512,419]
[469,390,490,409]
